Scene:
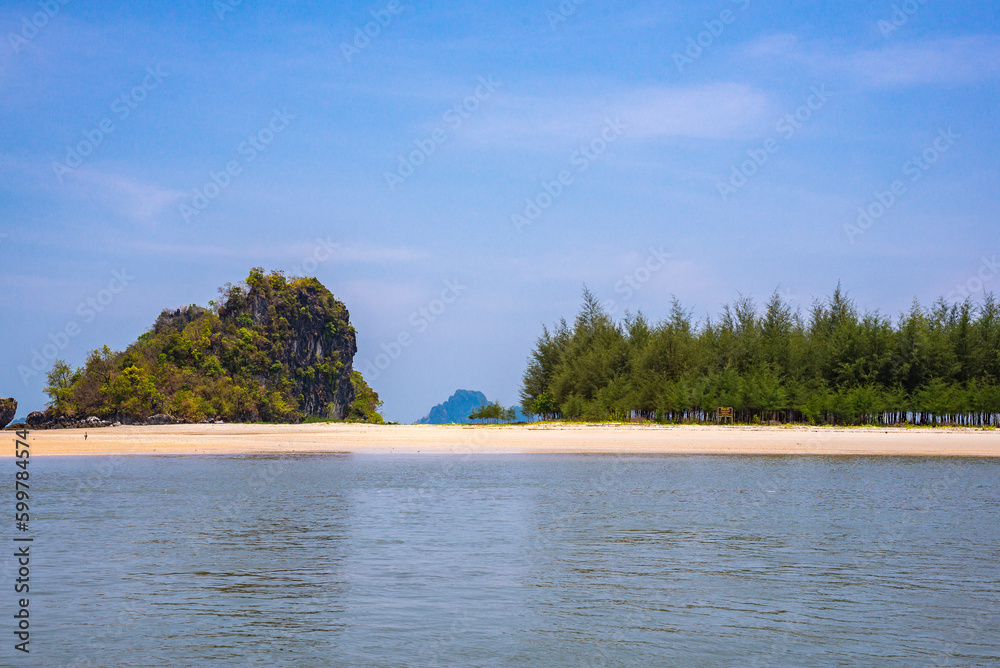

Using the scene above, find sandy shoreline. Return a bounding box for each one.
[3,422,998,457]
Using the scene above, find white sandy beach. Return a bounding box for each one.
[6,422,999,457]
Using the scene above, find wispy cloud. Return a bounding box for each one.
[0,153,183,222]
[332,243,428,263]
[739,33,800,59]
[614,84,771,139]
[120,239,429,264]
[0,10,136,100]
[850,35,1000,86]
[64,168,186,221]
[462,82,771,148]
[738,34,1000,88]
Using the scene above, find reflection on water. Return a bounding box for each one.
[14,454,1000,666]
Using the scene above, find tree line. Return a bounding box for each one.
[468,400,519,424]
[519,287,1000,427]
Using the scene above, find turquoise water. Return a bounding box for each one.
[6,454,1000,666]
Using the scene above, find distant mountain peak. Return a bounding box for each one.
[414,389,487,424]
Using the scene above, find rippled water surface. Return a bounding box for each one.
[11,454,1000,666]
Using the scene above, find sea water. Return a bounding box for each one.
[6,454,999,666]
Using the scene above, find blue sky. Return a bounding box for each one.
[1,0,998,422]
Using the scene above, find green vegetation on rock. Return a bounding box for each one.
[44,269,383,424]
[0,398,16,430]
[347,370,384,423]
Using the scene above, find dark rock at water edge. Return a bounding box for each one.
[27,409,111,429]
[146,414,179,425]
[415,390,488,424]
[0,398,16,430]
[20,408,187,429]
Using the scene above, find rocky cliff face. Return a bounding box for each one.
[37,270,366,425]
[220,272,357,418]
[0,398,16,430]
